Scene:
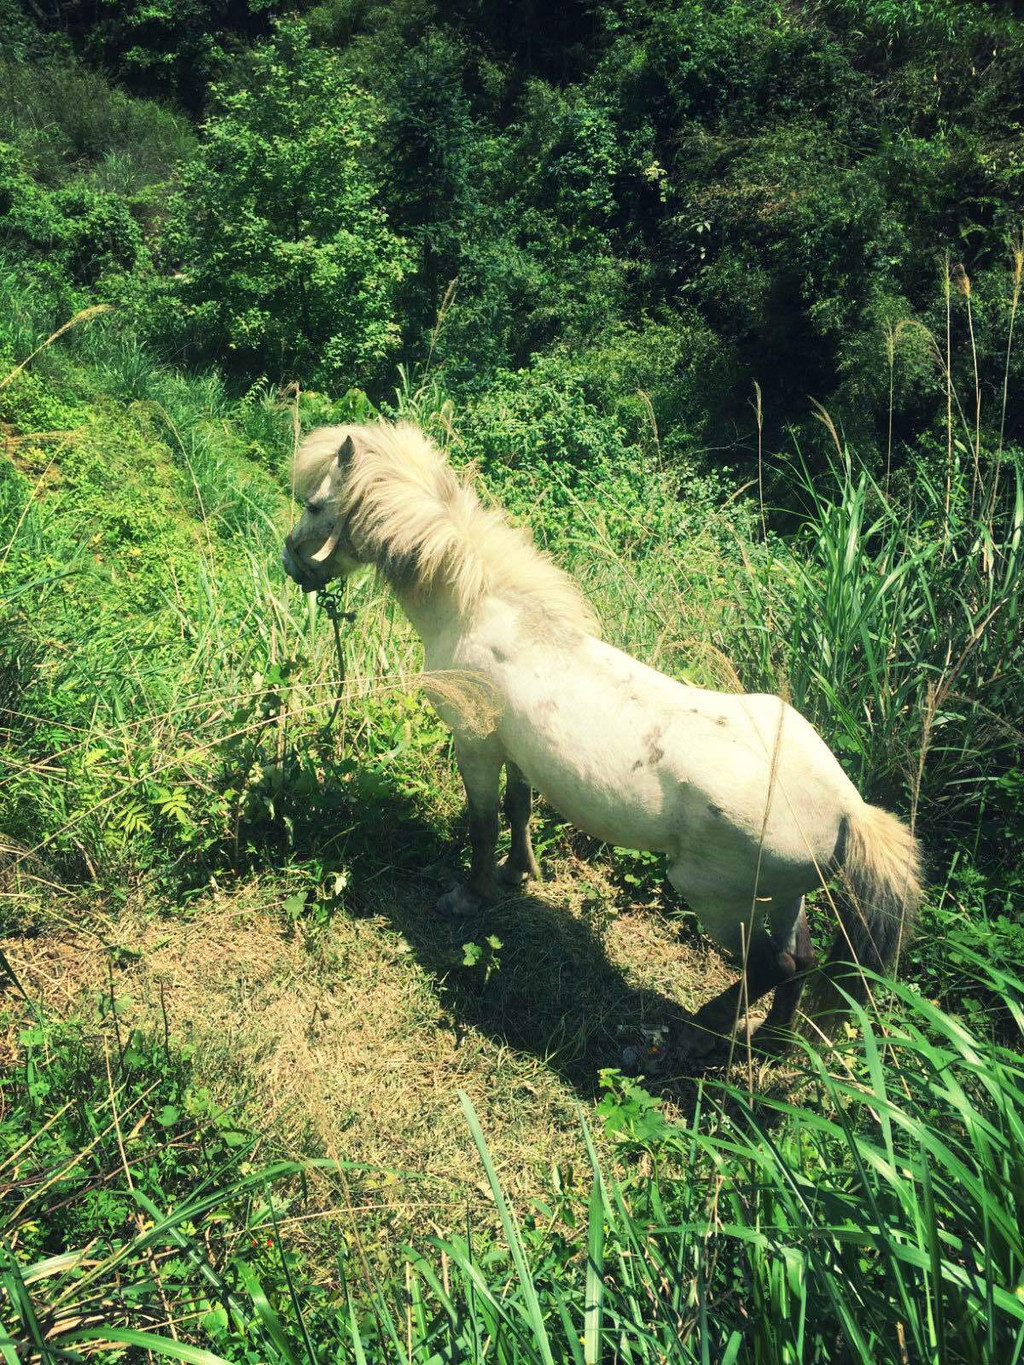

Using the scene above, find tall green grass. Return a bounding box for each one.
[0,323,444,889]
[728,451,1023,833]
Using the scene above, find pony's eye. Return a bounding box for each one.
[304,499,325,515]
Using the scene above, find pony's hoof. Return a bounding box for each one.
[496,856,539,889]
[435,884,485,918]
[674,1020,724,1065]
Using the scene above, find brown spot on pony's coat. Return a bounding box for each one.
[642,725,665,765]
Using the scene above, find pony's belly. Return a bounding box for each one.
[503,730,677,852]
[545,786,665,849]
[533,781,671,851]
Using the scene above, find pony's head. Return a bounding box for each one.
[282,427,362,591]
[283,421,599,636]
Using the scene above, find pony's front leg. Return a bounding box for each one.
[437,740,504,917]
[497,762,541,888]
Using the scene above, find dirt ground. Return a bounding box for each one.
[7,852,736,1247]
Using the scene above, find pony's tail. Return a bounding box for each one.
[806,803,923,1034]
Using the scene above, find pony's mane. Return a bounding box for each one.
[293,422,599,636]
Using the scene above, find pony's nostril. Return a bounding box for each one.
[282,542,307,585]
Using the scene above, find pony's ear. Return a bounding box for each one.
[335,435,354,468]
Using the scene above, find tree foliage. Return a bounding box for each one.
[164,19,409,387]
[20,0,283,108]
[4,0,1024,458]
[0,142,143,289]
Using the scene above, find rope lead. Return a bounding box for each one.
[316,585,356,737]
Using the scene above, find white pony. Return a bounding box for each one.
[283,422,923,1058]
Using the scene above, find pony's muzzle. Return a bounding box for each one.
[282,538,325,591]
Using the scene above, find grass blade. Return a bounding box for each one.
[459,1091,556,1365]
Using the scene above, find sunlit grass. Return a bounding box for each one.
[4,956,1024,1362]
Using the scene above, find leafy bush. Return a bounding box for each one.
[18,0,282,110]
[162,18,410,388]
[0,53,194,190]
[552,314,739,457]
[0,142,144,290]
[452,356,659,538]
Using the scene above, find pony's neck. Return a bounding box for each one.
[387,573,466,661]
[336,424,595,646]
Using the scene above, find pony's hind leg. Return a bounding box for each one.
[497,762,541,887]
[756,898,816,1055]
[437,739,504,917]
[669,894,808,1064]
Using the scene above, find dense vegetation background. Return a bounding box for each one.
[5,0,1024,468]
[2,1,1024,1361]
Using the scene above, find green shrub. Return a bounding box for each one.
[555,314,739,457]
[452,356,657,537]
[0,142,144,291]
[162,18,410,389]
[0,54,194,190]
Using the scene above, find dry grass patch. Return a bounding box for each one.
[8,862,734,1252]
